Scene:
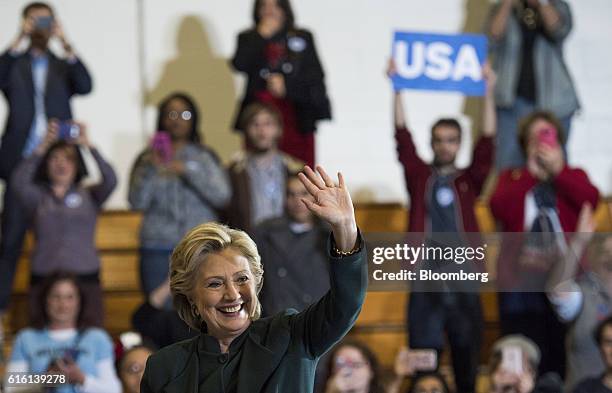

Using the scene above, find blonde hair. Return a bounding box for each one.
[170,222,264,331]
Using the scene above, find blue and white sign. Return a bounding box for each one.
[391,31,487,96]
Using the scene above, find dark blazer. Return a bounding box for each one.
[253,216,330,317]
[230,28,331,134]
[0,49,92,180]
[141,236,367,393]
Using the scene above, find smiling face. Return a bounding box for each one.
[192,248,257,339]
[47,146,78,187]
[46,279,80,328]
[161,97,193,142]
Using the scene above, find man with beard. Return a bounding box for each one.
[388,62,496,393]
[0,2,92,343]
[227,102,302,234]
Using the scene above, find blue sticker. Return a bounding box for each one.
[436,187,455,207]
[288,36,306,52]
[65,193,83,208]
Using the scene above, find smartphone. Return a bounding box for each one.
[58,122,80,140]
[405,349,437,372]
[35,16,53,31]
[501,346,523,375]
[151,132,173,164]
[538,127,558,148]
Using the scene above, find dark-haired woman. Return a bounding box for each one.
[4,273,121,393]
[231,0,331,167]
[128,92,230,300]
[11,121,117,326]
[323,340,386,393]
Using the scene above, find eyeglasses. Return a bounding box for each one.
[167,110,192,121]
[334,358,369,370]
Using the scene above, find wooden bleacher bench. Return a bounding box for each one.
[2,199,611,372]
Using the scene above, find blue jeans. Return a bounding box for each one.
[496,97,573,170]
[139,247,173,309]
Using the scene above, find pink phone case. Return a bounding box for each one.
[151,132,173,164]
[538,128,558,148]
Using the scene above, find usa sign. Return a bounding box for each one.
[391,31,488,96]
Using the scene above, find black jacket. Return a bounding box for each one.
[141,235,367,393]
[0,50,92,180]
[230,28,331,134]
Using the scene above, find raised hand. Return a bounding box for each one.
[536,144,564,177]
[483,61,497,96]
[298,165,358,252]
[386,58,397,79]
[34,119,60,155]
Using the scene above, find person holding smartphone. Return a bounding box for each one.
[128,93,231,302]
[490,110,599,378]
[10,120,116,327]
[486,0,578,170]
[0,2,92,340]
[322,340,385,393]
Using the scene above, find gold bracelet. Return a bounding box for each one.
[332,243,361,257]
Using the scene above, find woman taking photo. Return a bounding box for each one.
[4,273,121,393]
[141,165,366,392]
[11,121,117,326]
[231,0,332,167]
[323,340,386,393]
[129,92,231,301]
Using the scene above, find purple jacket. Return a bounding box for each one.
[12,148,117,275]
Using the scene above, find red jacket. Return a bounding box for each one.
[490,166,599,232]
[395,126,494,233]
[490,166,599,288]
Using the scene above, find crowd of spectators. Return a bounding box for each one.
[0,1,610,393]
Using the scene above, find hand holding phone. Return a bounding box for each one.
[537,127,558,148]
[395,348,437,377]
[58,121,80,141]
[501,345,524,375]
[151,132,173,165]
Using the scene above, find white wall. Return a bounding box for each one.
[0,0,610,208]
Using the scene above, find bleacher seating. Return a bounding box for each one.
[2,199,611,372]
